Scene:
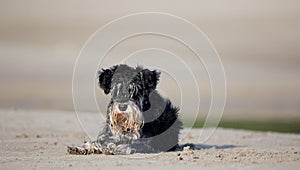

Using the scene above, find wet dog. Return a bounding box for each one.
[68,64,182,155]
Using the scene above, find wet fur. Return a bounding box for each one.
[68,64,182,155]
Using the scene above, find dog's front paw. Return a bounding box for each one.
[114,144,135,155]
[67,145,88,155]
[67,141,102,155]
[100,143,116,155]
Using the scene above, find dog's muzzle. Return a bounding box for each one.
[109,101,143,138]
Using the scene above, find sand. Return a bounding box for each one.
[0,109,299,170]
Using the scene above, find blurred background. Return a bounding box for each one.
[1,0,299,132]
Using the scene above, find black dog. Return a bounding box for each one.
[68,64,182,155]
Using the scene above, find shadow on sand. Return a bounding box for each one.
[176,143,239,151]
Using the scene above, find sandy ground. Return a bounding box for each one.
[0,109,299,170]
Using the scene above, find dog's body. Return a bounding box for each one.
[68,65,182,155]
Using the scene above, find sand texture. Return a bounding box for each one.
[0,110,299,170]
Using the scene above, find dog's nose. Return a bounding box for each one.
[118,103,128,111]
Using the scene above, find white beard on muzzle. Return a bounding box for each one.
[109,102,143,140]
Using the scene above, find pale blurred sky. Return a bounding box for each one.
[0,0,300,119]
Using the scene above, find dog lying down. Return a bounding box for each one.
[68,64,182,155]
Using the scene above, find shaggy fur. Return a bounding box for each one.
[68,64,182,155]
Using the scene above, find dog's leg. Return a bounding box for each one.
[113,142,156,155]
[67,141,103,155]
[93,133,123,155]
[67,132,116,155]
[67,137,118,155]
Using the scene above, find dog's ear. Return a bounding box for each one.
[98,65,118,94]
[140,69,161,93]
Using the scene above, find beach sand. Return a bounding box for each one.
[0,109,299,169]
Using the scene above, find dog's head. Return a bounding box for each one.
[98,64,160,139]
